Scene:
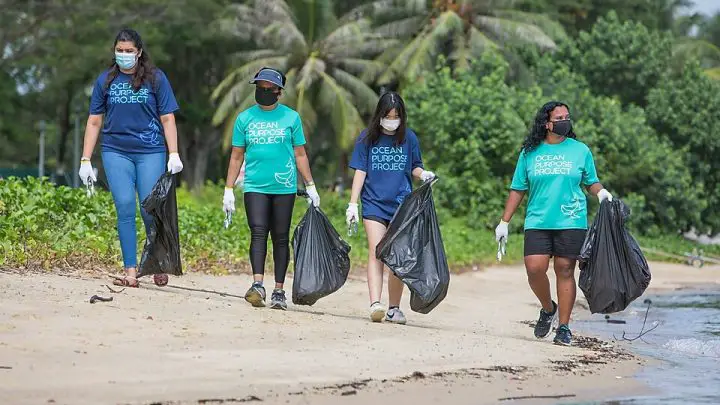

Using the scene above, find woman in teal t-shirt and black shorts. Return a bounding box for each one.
[222,67,320,311]
[495,101,613,346]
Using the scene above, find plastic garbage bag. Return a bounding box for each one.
[578,199,651,314]
[137,172,183,277]
[376,179,450,314]
[291,205,351,306]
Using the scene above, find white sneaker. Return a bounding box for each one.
[385,307,407,325]
[369,302,385,322]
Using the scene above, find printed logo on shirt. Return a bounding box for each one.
[274,158,295,188]
[108,82,150,104]
[533,154,573,176]
[248,121,287,145]
[371,146,407,171]
[560,194,583,219]
[139,118,161,145]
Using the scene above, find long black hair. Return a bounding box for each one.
[365,91,407,146]
[521,101,577,153]
[105,29,157,92]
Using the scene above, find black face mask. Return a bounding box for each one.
[551,119,572,137]
[255,87,279,106]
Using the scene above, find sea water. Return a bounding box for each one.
[569,289,720,404]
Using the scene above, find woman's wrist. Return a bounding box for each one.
[304,180,315,187]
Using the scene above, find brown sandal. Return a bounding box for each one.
[112,276,139,288]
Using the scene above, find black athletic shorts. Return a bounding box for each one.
[524,229,587,259]
[363,215,390,227]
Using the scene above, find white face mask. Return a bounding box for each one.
[380,118,400,132]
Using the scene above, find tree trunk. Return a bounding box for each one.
[54,84,73,183]
[181,126,219,190]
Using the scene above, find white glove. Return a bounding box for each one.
[420,170,436,182]
[598,189,613,203]
[346,203,359,226]
[78,160,96,186]
[223,187,235,213]
[167,153,183,174]
[495,220,509,242]
[306,184,320,207]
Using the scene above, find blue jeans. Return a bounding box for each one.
[102,150,166,268]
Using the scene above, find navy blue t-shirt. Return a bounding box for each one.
[349,129,424,221]
[89,69,179,153]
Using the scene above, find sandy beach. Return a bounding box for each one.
[1,261,718,405]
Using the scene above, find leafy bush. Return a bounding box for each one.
[646,61,720,234]
[0,177,523,272]
[404,53,542,229]
[558,11,673,107]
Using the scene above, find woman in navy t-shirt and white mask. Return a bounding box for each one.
[347,92,435,324]
[78,29,183,287]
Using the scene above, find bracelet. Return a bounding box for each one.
[80,157,90,162]
[305,181,315,187]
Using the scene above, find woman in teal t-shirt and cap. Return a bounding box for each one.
[223,67,320,311]
[495,101,613,346]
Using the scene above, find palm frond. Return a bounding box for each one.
[212,81,253,126]
[491,10,568,43]
[450,31,471,72]
[339,0,425,23]
[331,68,378,114]
[261,21,307,51]
[474,15,557,50]
[405,11,464,80]
[322,19,373,54]
[673,38,720,69]
[337,58,387,82]
[467,25,499,56]
[220,90,257,151]
[230,49,284,64]
[705,67,720,80]
[374,16,426,38]
[280,68,318,138]
[317,70,365,150]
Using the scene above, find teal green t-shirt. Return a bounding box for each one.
[232,104,306,194]
[510,138,600,230]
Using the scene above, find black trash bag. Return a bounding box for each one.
[578,199,650,314]
[376,179,450,314]
[137,172,183,277]
[291,206,351,306]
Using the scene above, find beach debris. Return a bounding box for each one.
[89,295,112,304]
[499,394,576,401]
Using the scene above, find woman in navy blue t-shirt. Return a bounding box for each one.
[78,29,183,287]
[347,92,436,324]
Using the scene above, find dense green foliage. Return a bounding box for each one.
[0,177,522,271]
[2,1,720,271]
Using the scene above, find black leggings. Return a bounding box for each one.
[244,192,296,284]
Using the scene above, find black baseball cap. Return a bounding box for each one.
[249,67,285,89]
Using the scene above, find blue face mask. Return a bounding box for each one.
[115,52,138,70]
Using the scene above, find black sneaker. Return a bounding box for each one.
[534,301,558,339]
[245,282,266,307]
[553,324,572,346]
[270,289,287,310]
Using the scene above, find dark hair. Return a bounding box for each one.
[521,101,576,153]
[105,29,156,92]
[365,91,407,146]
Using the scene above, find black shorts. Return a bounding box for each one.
[524,229,587,259]
[363,215,390,227]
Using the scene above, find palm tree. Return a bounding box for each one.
[672,11,720,79]
[211,0,389,151]
[346,0,568,85]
